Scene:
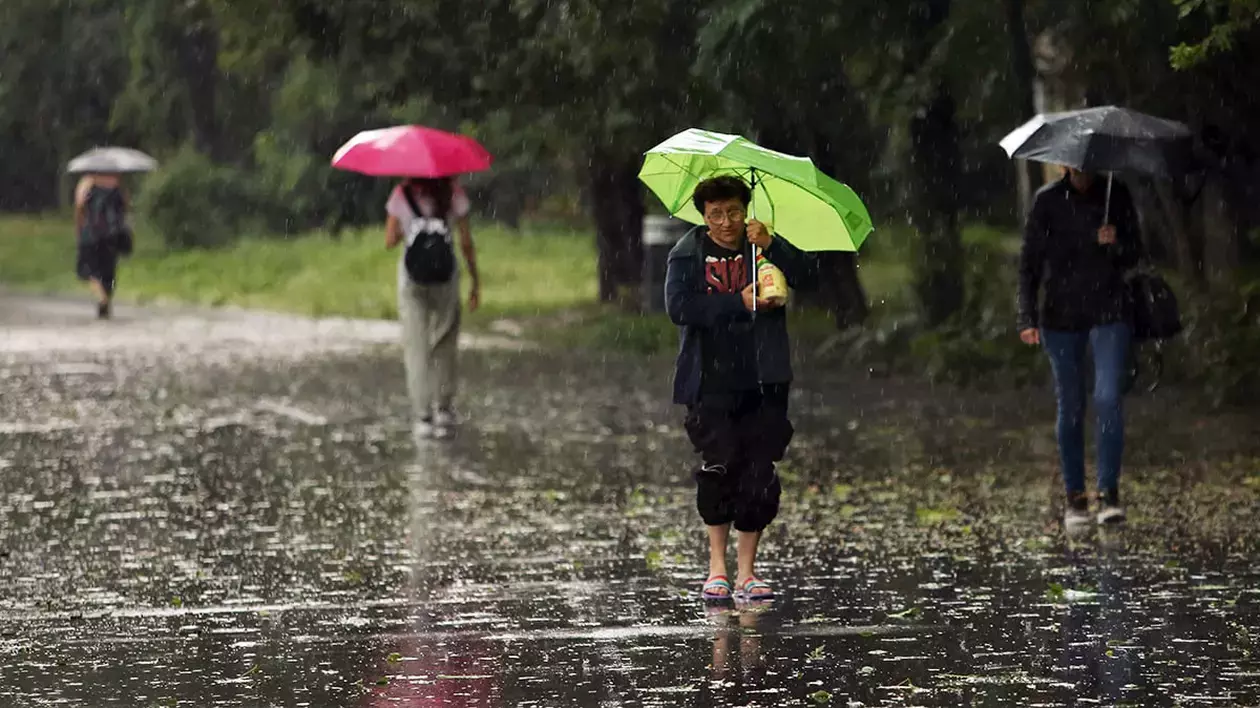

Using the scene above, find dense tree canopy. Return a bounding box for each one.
[2,0,1258,318]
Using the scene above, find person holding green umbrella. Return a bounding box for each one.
[643,129,872,602]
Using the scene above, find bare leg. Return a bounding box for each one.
[735,530,769,596]
[707,523,730,591]
[87,278,109,305]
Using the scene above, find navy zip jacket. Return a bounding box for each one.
[665,226,819,404]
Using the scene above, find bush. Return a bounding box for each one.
[251,130,329,234]
[835,235,1046,388]
[913,240,1046,387]
[137,146,260,249]
[1161,278,1260,406]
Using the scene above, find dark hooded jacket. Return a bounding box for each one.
[664,226,819,404]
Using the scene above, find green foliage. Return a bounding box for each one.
[136,146,260,249]
[249,56,391,234]
[834,226,1044,387]
[1163,278,1260,405]
[0,0,129,209]
[906,236,1045,388]
[1170,0,1260,68]
[3,0,1260,385]
[560,310,678,356]
[0,214,596,325]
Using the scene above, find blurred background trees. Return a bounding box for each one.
[2,0,1259,322]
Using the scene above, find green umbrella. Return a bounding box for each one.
[638,128,874,251]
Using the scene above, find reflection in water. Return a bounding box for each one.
[1058,530,1136,704]
[361,637,499,707]
[707,605,767,696]
[1,348,1259,706]
[360,444,503,706]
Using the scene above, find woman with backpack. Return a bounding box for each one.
[385,177,481,440]
[74,173,132,320]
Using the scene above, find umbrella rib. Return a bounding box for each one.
[755,172,779,225]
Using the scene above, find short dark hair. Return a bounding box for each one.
[692,175,751,215]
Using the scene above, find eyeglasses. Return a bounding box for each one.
[704,208,746,225]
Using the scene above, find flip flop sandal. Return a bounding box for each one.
[702,575,734,602]
[736,576,775,601]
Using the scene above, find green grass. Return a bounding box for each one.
[1,214,1022,359]
[0,214,597,326]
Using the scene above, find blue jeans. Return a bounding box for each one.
[1041,323,1131,497]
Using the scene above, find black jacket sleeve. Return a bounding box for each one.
[665,253,750,328]
[764,236,820,293]
[1017,195,1048,331]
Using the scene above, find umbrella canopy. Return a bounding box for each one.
[638,128,873,252]
[332,125,492,178]
[999,105,1193,179]
[66,147,158,174]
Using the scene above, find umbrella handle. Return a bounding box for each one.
[1103,172,1113,226]
[748,168,757,317]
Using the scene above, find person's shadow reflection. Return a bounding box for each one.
[704,605,769,705]
[1057,529,1136,704]
[354,443,503,707]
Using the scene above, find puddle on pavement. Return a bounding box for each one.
[2,347,1259,706]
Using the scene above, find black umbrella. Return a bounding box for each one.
[1000,105,1193,222]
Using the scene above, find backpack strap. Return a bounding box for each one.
[400,185,425,220]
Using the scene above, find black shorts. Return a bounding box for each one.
[76,243,119,293]
[683,384,794,532]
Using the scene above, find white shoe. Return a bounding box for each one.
[1063,494,1091,531]
[1097,488,1126,525]
[1064,506,1092,530]
[433,408,457,439]
[413,417,435,440]
[1097,504,1126,525]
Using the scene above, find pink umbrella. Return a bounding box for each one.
[332,125,492,178]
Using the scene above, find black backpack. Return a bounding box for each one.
[84,186,133,255]
[400,187,456,284]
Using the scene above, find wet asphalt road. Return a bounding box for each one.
[2,293,1260,707]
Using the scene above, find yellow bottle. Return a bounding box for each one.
[755,250,789,306]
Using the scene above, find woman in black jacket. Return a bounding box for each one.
[1018,168,1141,529]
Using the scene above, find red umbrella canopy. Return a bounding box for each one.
[332,125,492,178]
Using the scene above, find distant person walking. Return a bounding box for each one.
[74,173,132,319]
[385,177,481,440]
[1018,168,1142,528]
[665,176,818,602]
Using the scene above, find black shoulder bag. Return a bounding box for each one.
[1125,260,1183,393]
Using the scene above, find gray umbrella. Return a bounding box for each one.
[66,146,159,174]
[1000,106,1193,222]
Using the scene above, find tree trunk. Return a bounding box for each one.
[589,152,644,303]
[910,84,965,326]
[1154,180,1206,290]
[175,7,221,160]
[1130,180,1173,265]
[1005,0,1042,219]
[1198,175,1242,287]
[816,252,869,328]
[808,129,870,328]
